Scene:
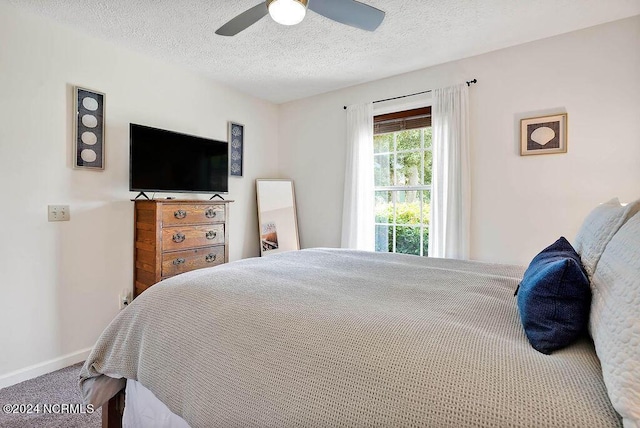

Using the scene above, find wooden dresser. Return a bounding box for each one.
[133,199,232,297]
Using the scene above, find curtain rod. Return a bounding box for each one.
[342,79,477,110]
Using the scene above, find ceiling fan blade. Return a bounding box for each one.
[308,0,385,31]
[215,2,269,36]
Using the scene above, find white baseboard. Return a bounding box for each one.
[0,347,92,390]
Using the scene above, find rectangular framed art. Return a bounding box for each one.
[228,121,244,177]
[520,113,567,156]
[73,86,105,169]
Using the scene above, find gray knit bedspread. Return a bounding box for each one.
[80,248,621,427]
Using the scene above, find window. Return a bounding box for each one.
[373,107,432,256]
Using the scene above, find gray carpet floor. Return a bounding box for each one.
[0,363,101,428]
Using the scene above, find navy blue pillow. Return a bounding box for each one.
[516,237,591,354]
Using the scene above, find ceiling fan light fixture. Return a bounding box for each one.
[267,0,308,26]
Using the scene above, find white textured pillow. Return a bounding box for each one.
[589,211,640,427]
[573,198,640,278]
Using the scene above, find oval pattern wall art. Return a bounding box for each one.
[74,86,105,169]
[228,121,244,177]
[520,113,567,156]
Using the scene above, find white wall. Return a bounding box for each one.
[278,16,640,266]
[0,3,279,385]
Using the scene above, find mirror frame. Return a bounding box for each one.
[256,179,300,256]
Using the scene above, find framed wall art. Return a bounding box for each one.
[73,86,105,169]
[520,113,567,156]
[228,121,244,177]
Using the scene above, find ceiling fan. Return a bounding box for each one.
[215,0,385,36]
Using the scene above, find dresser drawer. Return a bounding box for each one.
[162,246,224,277]
[134,199,231,298]
[162,224,225,251]
[162,204,225,225]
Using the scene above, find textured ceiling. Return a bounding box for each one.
[5,0,640,103]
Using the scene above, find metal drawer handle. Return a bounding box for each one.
[205,253,217,263]
[205,208,217,218]
[172,233,186,243]
[174,210,187,219]
[173,258,186,266]
[205,230,217,240]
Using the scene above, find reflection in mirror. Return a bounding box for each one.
[256,179,300,256]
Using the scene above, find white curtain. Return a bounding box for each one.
[341,102,375,251]
[429,84,470,259]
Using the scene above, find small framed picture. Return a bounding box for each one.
[520,113,567,156]
[73,86,105,169]
[228,121,244,177]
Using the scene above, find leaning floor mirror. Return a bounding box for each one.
[256,179,300,256]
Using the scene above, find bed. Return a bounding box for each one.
[80,199,640,428]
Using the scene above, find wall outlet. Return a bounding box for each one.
[48,205,70,222]
[119,291,132,310]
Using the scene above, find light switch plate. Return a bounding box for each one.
[48,205,70,222]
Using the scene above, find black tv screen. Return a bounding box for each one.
[129,124,228,194]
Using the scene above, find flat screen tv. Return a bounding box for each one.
[129,124,228,196]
